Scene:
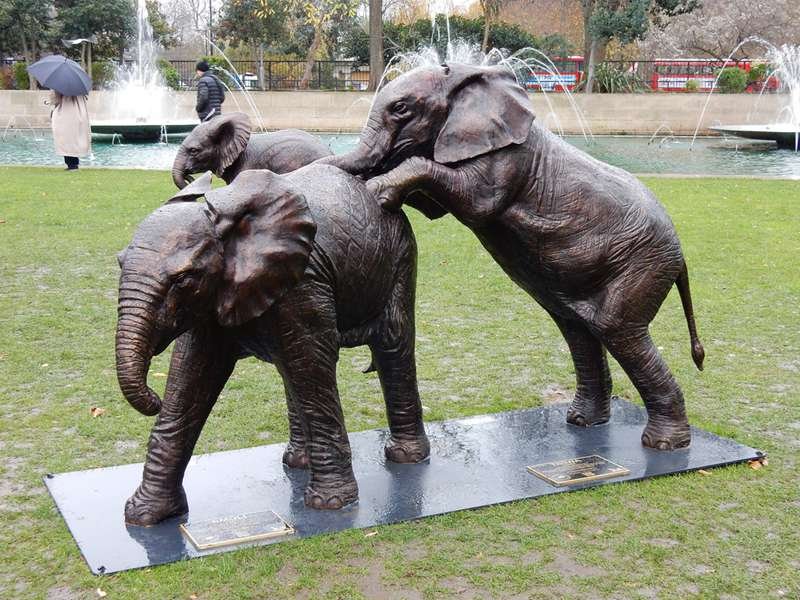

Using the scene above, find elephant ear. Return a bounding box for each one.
[207,112,252,175]
[206,170,317,327]
[433,65,535,164]
[166,171,214,202]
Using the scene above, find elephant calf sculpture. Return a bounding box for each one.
[327,63,705,451]
[116,164,429,526]
[172,112,332,188]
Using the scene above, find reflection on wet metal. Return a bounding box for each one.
[180,511,294,550]
[44,399,761,575]
[527,455,630,487]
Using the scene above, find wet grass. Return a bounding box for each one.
[1,167,798,599]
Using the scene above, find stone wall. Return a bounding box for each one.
[0,90,786,135]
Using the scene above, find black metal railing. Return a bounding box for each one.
[0,57,782,93]
[169,60,370,91]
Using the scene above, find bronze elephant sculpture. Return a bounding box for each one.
[325,63,705,451]
[116,165,429,525]
[172,112,332,188]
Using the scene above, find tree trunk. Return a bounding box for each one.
[88,43,93,84]
[28,39,38,90]
[300,27,323,90]
[585,38,598,94]
[482,15,491,53]
[581,0,593,81]
[368,0,383,91]
[257,44,265,91]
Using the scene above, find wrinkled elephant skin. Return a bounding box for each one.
[172,112,332,188]
[116,164,428,525]
[329,63,705,452]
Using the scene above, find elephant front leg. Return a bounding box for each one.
[551,315,613,427]
[367,157,509,227]
[126,328,235,526]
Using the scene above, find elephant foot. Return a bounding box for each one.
[304,477,358,510]
[641,416,691,450]
[282,441,310,469]
[384,433,430,463]
[124,484,188,527]
[566,395,611,427]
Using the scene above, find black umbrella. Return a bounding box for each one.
[27,55,92,96]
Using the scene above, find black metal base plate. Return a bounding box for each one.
[45,399,760,575]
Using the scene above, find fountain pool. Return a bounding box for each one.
[3,131,800,178]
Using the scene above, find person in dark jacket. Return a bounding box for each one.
[195,60,225,121]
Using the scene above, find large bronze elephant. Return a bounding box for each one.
[325,63,705,451]
[116,165,429,525]
[171,112,332,188]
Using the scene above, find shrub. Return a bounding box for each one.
[91,61,116,89]
[576,62,648,93]
[716,67,748,93]
[747,63,768,85]
[13,61,30,90]
[684,79,700,92]
[157,59,181,90]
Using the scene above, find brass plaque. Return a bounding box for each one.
[180,510,294,550]
[527,455,630,487]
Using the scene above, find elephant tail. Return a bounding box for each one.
[675,261,705,371]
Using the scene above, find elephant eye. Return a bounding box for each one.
[392,101,409,115]
[188,147,199,155]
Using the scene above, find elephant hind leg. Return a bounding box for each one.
[370,257,429,464]
[552,315,613,427]
[281,382,310,469]
[603,327,690,450]
[270,295,358,509]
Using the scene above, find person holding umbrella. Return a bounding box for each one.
[28,55,91,171]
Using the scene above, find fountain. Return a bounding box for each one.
[90,0,197,142]
[710,44,800,150]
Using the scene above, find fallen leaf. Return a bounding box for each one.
[189,595,198,600]
[41,363,49,368]
[364,530,378,538]
[96,589,107,598]
[697,469,712,476]
[0,218,6,224]
[90,407,106,418]
[0,352,7,361]
[749,457,768,469]
[152,372,167,378]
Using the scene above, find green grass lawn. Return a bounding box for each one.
[1,167,798,599]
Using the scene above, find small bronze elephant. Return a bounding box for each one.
[171,112,332,188]
[327,63,705,451]
[116,165,429,526]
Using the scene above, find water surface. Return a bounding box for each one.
[2,130,800,178]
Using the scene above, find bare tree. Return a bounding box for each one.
[641,0,800,60]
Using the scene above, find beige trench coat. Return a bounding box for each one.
[50,92,91,157]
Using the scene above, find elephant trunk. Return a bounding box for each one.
[172,147,190,189]
[324,116,387,177]
[115,280,163,416]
